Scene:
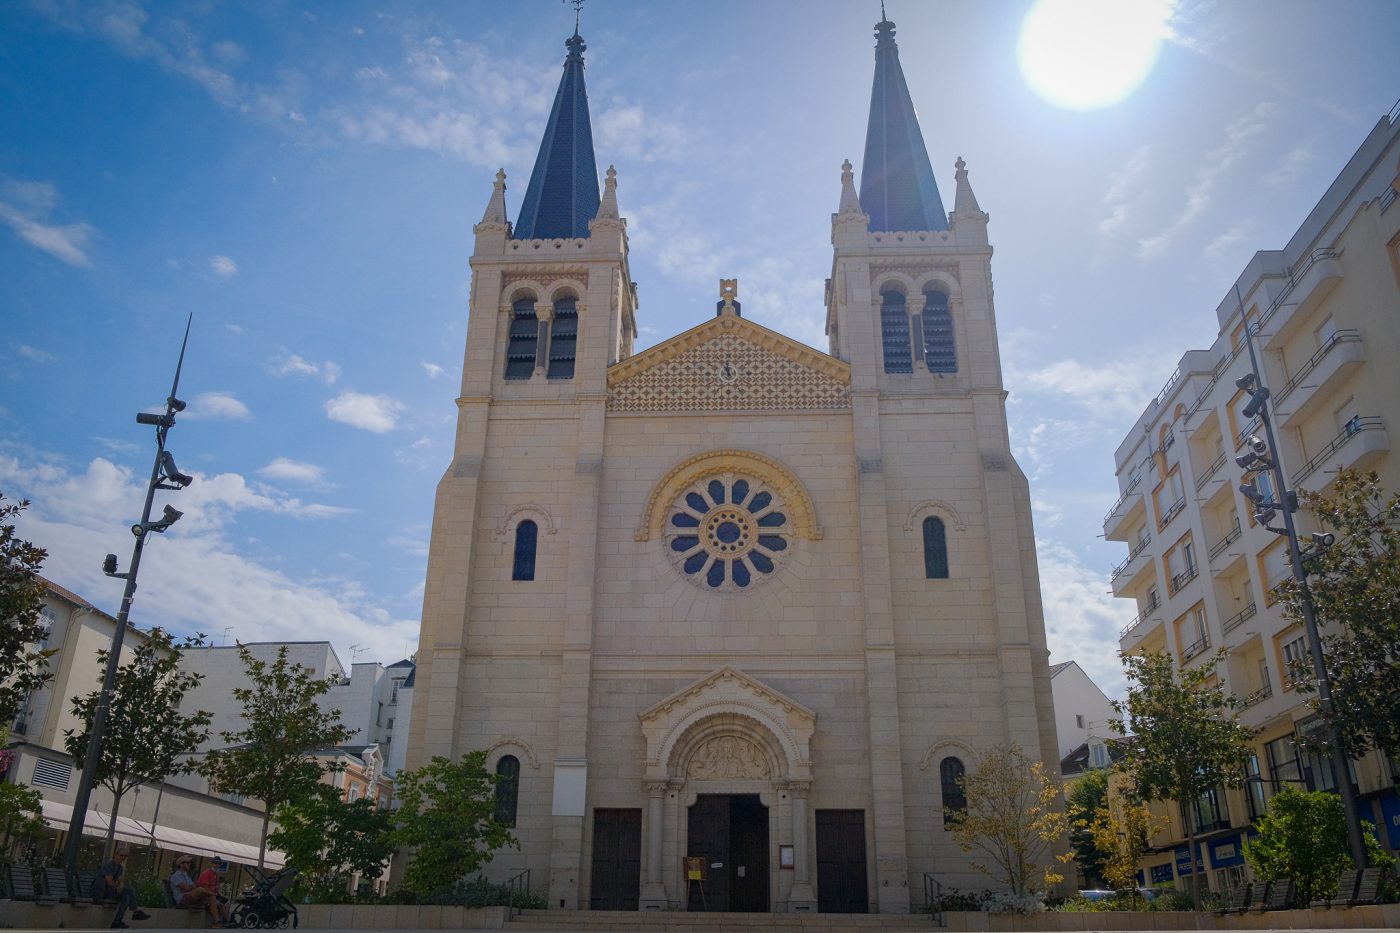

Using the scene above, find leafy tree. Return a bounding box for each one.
[199,644,354,868]
[65,629,212,856]
[1085,783,1167,904]
[1065,769,1109,887]
[0,494,54,725]
[1279,468,1400,759]
[393,751,516,897]
[0,744,45,842]
[1243,787,1350,906]
[1112,651,1255,909]
[946,744,1071,898]
[268,783,395,900]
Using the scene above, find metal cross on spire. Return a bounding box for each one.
[564,0,584,34]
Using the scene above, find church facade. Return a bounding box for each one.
[406,17,1060,914]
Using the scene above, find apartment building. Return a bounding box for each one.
[1104,104,1400,894]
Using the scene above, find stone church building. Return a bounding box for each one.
[406,15,1060,914]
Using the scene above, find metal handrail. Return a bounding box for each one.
[1221,602,1257,635]
[504,868,531,921]
[1208,520,1242,560]
[1241,682,1273,709]
[1235,416,1262,449]
[1273,330,1362,404]
[1168,564,1198,596]
[1160,498,1186,529]
[1195,451,1228,491]
[923,873,947,926]
[1182,634,1211,661]
[1103,475,1143,526]
[1119,597,1161,640]
[1110,534,1153,581]
[1290,416,1385,484]
[1257,248,1341,332]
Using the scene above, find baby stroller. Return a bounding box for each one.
[231,865,300,929]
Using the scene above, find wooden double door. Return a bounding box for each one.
[815,809,868,913]
[686,794,770,911]
[590,809,641,910]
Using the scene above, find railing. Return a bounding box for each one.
[1195,451,1228,491]
[1181,634,1211,661]
[1103,475,1143,526]
[1208,520,1242,561]
[1158,431,1176,454]
[1235,416,1262,450]
[1265,579,1290,607]
[1168,564,1199,596]
[1221,601,1257,635]
[504,868,531,921]
[1160,498,1187,529]
[1290,416,1385,485]
[1241,682,1273,709]
[1273,330,1362,404]
[923,873,947,927]
[1257,248,1341,332]
[1151,365,1185,412]
[1111,534,1154,581]
[1119,597,1162,640]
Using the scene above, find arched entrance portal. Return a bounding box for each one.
[636,667,817,912]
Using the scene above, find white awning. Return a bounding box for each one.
[38,799,284,869]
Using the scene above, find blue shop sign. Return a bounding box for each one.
[1150,863,1175,885]
[1209,833,1245,868]
[1381,792,1400,849]
[1174,842,1205,876]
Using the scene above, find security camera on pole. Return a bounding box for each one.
[63,315,196,876]
[1233,297,1367,869]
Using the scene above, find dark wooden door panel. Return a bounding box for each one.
[688,795,730,910]
[729,794,769,912]
[816,809,868,913]
[590,809,641,910]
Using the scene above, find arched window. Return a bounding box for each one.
[880,290,912,374]
[940,756,966,826]
[512,520,537,581]
[923,516,949,579]
[923,289,956,373]
[494,755,520,826]
[547,295,577,379]
[504,297,539,380]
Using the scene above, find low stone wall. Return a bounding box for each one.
[0,899,215,929]
[939,904,1400,931]
[296,904,507,929]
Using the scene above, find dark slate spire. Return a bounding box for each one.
[514,31,600,240]
[859,17,949,232]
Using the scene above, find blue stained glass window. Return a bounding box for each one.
[684,553,708,574]
[512,520,537,581]
[749,552,774,573]
[708,480,726,504]
[756,511,787,527]
[671,536,699,552]
[749,491,772,512]
[758,535,787,552]
[707,561,726,588]
[731,479,750,504]
[923,517,949,579]
[671,513,700,528]
[732,560,751,587]
[686,492,708,512]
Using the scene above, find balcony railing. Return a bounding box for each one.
[1168,564,1199,597]
[1104,475,1143,527]
[1257,248,1342,332]
[1111,534,1154,581]
[1235,416,1262,450]
[1195,451,1227,491]
[1273,330,1362,404]
[1221,601,1257,635]
[1181,633,1211,661]
[1208,520,1242,561]
[1160,498,1186,529]
[1241,682,1273,709]
[1290,416,1386,485]
[1119,597,1162,641]
[1265,579,1290,607]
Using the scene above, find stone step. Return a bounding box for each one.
[509,908,938,930]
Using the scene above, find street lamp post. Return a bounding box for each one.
[1235,310,1367,869]
[62,317,195,877]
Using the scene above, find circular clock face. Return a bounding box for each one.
[664,475,792,590]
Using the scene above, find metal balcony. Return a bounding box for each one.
[1168,564,1199,597]
[1220,602,1257,635]
[1208,520,1242,563]
[1194,451,1227,492]
[1291,416,1389,486]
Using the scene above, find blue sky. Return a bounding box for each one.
[3,0,1398,693]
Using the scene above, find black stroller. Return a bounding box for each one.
[231,865,300,929]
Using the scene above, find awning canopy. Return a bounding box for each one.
[38,799,284,869]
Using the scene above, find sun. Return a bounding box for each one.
[1018,0,1174,110]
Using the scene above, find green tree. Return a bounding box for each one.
[0,494,54,725]
[1112,651,1255,909]
[1065,769,1109,887]
[199,644,354,868]
[0,746,45,842]
[65,629,212,856]
[393,751,516,897]
[946,744,1071,898]
[269,783,396,900]
[1085,784,1167,905]
[1243,787,1350,906]
[1279,468,1400,759]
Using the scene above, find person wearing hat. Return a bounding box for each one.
[170,855,230,924]
[96,845,150,929]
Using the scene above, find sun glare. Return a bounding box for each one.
[1018,0,1174,110]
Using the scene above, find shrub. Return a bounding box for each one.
[981,891,1045,914]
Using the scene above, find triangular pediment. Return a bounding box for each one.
[607,315,850,413]
[640,666,817,725]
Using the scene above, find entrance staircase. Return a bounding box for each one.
[508,909,941,931]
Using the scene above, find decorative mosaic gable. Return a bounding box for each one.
[607,319,850,412]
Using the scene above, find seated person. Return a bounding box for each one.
[169,855,231,924]
[96,845,150,929]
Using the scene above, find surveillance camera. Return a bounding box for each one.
[1248,436,1268,456]
[1234,373,1256,392]
[103,554,118,575]
[1242,387,1272,419]
[136,411,174,427]
[1311,532,1335,548]
[134,504,184,537]
[167,396,187,413]
[159,451,194,489]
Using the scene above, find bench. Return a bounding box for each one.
[1246,880,1270,911]
[1347,867,1383,906]
[1312,868,1358,908]
[1216,882,1251,915]
[1263,877,1294,911]
[4,864,44,902]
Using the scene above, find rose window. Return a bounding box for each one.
[665,476,791,589]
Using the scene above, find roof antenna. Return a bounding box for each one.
[881,0,887,21]
[564,0,584,35]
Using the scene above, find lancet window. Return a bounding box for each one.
[923,516,949,579]
[494,755,520,826]
[504,298,539,380]
[940,756,966,826]
[880,289,913,374]
[923,288,956,373]
[513,520,538,581]
[547,295,578,379]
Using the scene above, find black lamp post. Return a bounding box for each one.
[62,316,195,876]
[1234,306,1367,869]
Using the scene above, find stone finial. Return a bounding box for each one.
[718,278,739,316]
[596,164,620,219]
[837,159,863,215]
[953,155,982,214]
[475,167,509,231]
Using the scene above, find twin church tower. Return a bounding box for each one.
[406,14,1059,914]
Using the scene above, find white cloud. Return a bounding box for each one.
[185,391,251,421]
[267,350,339,384]
[595,103,687,163]
[325,391,404,433]
[18,345,56,363]
[209,255,238,278]
[321,361,341,386]
[1096,145,1152,238]
[1036,539,1133,700]
[0,176,96,267]
[421,361,445,379]
[257,457,326,484]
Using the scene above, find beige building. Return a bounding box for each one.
[407,16,1060,914]
[1105,104,1400,893]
